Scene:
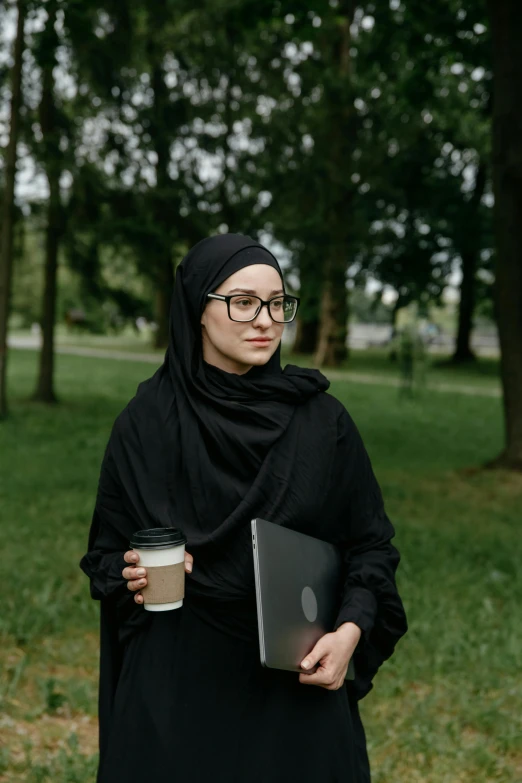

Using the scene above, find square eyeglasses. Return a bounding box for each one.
[206,292,300,323]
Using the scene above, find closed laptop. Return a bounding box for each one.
[251,518,355,680]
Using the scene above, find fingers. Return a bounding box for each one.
[127,576,147,592]
[124,549,194,596]
[122,565,147,581]
[123,549,147,592]
[125,549,194,573]
[298,669,338,690]
[301,639,328,672]
[123,551,146,595]
[123,565,147,592]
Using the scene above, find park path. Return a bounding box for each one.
[9,338,501,399]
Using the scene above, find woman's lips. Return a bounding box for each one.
[246,338,272,345]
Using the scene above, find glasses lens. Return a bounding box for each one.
[270,296,298,323]
[229,295,262,322]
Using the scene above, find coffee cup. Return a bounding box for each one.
[129,527,187,612]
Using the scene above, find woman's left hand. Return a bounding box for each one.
[298,622,362,691]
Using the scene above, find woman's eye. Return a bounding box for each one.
[238,299,252,306]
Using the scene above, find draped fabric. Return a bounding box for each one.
[80,233,408,782]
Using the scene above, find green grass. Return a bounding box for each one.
[1,349,520,782]
[11,326,501,391]
[285,347,501,392]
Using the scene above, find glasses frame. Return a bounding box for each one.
[206,292,300,323]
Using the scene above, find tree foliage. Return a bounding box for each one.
[0,0,507,400]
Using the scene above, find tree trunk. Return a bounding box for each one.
[33,8,61,404]
[314,2,354,367]
[293,249,320,354]
[219,68,236,232]
[315,249,349,366]
[153,258,173,349]
[453,250,478,362]
[0,0,25,419]
[452,163,487,364]
[487,0,522,470]
[293,318,319,355]
[33,175,60,403]
[315,0,356,367]
[391,298,401,329]
[149,3,174,350]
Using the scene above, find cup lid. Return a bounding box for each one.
[130,527,187,550]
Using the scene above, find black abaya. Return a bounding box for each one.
[80,234,407,782]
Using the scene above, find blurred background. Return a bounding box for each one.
[0,1,521,781]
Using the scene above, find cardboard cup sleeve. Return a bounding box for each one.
[141,562,185,605]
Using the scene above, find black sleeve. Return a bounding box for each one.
[79,441,151,645]
[331,407,408,700]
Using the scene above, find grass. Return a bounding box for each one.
[285,348,501,392]
[0,348,520,782]
[10,326,501,391]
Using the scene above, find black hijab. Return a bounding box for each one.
[83,233,336,614]
[162,233,331,532]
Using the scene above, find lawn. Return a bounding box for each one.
[0,348,520,782]
[10,325,502,392]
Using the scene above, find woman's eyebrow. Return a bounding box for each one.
[226,288,285,296]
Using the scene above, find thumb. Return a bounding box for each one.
[301,638,328,670]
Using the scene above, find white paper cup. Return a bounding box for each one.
[129,527,187,612]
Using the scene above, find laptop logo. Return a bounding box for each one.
[301,586,318,623]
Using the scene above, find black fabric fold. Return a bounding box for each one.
[327,404,408,700]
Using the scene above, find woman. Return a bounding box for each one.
[80,233,408,783]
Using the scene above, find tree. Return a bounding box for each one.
[79,0,201,348]
[313,1,355,366]
[0,0,25,419]
[452,161,488,362]
[255,3,369,365]
[487,0,522,470]
[31,0,64,403]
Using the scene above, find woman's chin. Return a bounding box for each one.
[242,351,273,366]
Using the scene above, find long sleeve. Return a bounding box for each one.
[329,406,408,700]
[80,441,151,645]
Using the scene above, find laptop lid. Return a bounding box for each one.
[251,518,355,680]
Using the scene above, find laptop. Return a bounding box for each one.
[251,518,355,680]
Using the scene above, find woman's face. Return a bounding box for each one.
[200,264,285,375]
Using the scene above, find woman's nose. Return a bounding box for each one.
[253,303,273,327]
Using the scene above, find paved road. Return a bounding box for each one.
[8,335,501,399]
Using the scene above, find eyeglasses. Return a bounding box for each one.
[206,292,300,323]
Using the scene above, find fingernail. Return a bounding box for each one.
[301,660,310,669]
[186,563,192,572]
[140,579,146,585]
[137,569,145,577]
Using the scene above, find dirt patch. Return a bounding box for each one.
[0,712,98,762]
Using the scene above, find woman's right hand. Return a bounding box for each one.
[122,549,194,605]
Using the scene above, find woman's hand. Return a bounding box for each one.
[298,622,361,690]
[122,549,194,605]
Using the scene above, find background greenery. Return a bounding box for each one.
[0,0,496,358]
[1,348,520,782]
[1,0,521,780]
